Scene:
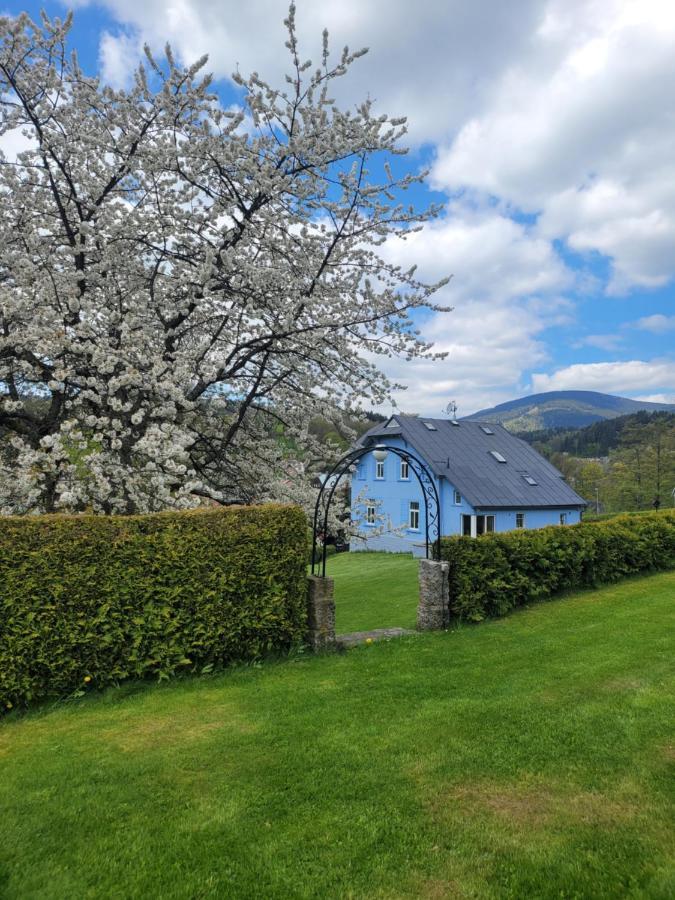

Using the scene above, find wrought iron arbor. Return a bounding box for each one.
[311,444,442,577]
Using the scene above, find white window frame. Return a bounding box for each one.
[409,500,420,531]
[400,459,409,480]
[486,515,495,533]
[366,504,376,525]
[516,512,525,529]
[375,460,385,480]
[454,489,461,505]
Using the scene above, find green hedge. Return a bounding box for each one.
[440,511,675,622]
[0,505,307,710]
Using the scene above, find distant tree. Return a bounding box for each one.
[0,8,447,514]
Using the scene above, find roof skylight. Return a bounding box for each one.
[489,450,507,463]
[480,425,494,434]
[523,475,538,486]
[423,421,437,431]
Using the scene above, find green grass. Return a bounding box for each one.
[1,572,674,899]
[325,551,419,633]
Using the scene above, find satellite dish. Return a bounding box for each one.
[445,400,458,422]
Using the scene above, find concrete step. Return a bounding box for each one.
[336,627,415,648]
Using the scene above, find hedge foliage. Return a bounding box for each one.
[0,505,307,709]
[440,511,675,622]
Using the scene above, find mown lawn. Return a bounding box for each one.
[1,571,674,899]
[325,550,419,633]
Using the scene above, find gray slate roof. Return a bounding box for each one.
[357,415,587,509]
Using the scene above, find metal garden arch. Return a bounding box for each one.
[311,443,442,577]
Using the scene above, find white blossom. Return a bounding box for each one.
[0,8,448,514]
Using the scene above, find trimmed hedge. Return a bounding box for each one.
[440,511,675,622]
[0,505,307,709]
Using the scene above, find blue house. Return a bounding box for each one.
[350,414,587,555]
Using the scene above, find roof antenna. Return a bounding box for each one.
[445,400,459,424]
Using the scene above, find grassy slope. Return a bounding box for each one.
[325,551,419,633]
[1,572,674,899]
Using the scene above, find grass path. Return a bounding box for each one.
[325,550,419,632]
[1,571,674,898]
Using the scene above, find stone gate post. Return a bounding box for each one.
[306,575,336,650]
[417,558,450,631]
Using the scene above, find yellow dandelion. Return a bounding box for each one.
[83,675,92,684]
[365,638,373,645]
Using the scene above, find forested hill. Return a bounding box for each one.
[519,410,675,513]
[465,390,675,431]
[518,410,675,458]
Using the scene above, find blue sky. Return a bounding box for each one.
[4,0,675,415]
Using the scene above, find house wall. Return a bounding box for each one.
[350,439,582,554]
[350,437,469,556]
[484,508,583,532]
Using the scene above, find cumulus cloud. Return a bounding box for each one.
[76,0,546,142]
[431,0,675,293]
[81,0,675,300]
[376,202,574,414]
[382,298,551,415]
[99,29,143,89]
[385,201,573,303]
[532,359,675,394]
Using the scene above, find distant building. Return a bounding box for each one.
[351,415,587,555]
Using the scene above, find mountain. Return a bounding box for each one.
[464,391,675,432]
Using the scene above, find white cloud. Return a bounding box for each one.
[633,393,675,404]
[375,202,574,414]
[78,0,547,142]
[82,1,675,296]
[99,30,143,89]
[0,126,34,161]
[431,0,675,293]
[384,201,573,303]
[634,314,675,333]
[531,359,675,394]
[572,333,623,351]
[383,297,550,416]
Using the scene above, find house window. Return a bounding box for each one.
[516,512,525,528]
[375,460,385,479]
[366,504,376,525]
[423,421,437,431]
[490,450,507,463]
[454,489,461,505]
[409,501,420,530]
[486,515,495,533]
[400,459,409,480]
[560,512,567,525]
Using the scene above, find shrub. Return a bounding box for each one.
[0,505,307,710]
[440,511,675,622]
